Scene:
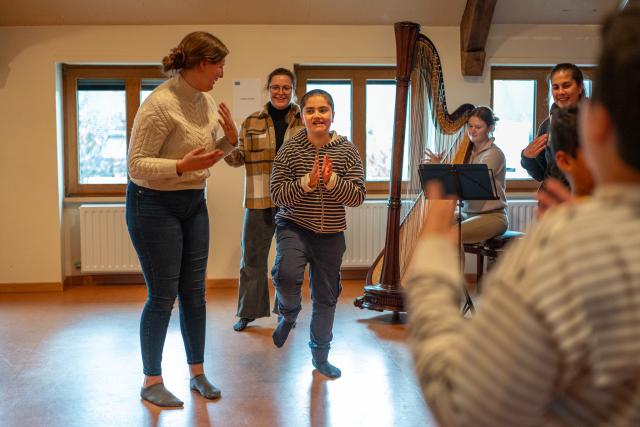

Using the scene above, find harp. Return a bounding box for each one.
[354,22,475,313]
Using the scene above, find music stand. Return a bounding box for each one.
[418,163,499,314]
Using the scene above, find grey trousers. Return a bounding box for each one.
[236,208,278,319]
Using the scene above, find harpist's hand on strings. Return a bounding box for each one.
[537,178,573,219]
[218,102,239,146]
[420,181,458,245]
[424,149,444,164]
[308,156,320,189]
[321,154,333,185]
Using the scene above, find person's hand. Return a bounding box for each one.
[424,149,444,164]
[420,181,458,245]
[536,177,573,219]
[218,102,238,145]
[522,133,548,158]
[176,147,225,174]
[308,157,320,189]
[321,154,333,185]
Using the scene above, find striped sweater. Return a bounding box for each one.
[405,184,640,427]
[270,130,365,233]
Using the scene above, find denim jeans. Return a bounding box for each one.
[271,221,345,350]
[126,181,209,376]
[237,208,278,319]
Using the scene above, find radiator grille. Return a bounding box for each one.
[507,200,537,232]
[79,204,140,273]
[344,202,388,267]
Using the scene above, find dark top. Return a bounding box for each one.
[520,104,569,187]
[268,103,292,153]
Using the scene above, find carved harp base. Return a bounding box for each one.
[353,284,404,313]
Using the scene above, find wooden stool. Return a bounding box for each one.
[464,230,524,292]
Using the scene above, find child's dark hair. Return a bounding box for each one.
[300,89,334,111]
[550,106,580,158]
[468,106,498,128]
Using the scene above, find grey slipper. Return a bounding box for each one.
[190,374,221,400]
[140,383,184,408]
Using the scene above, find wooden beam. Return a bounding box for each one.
[460,0,497,76]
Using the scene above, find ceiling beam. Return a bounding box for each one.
[460,0,497,76]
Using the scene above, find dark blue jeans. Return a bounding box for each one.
[271,221,345,351]
[126,181,209,376]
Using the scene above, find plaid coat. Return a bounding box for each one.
[225,103,304,208]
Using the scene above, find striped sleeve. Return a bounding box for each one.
[325,144,365,207]
[270,143,306,207]
[405,237,558,427]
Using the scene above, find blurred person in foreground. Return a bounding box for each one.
[405,6,640,426]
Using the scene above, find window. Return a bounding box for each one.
[491,66,595,189]
[63,65,165,197]
[295,65,398,193]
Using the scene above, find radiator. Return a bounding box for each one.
[77,200,532,273]
[507,199,537,232]
[343,201,388,267]
[79,204,140,273]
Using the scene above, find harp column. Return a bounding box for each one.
[354,22,420,313]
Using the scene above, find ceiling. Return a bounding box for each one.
[0,0,621,27]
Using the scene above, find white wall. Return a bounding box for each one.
[0,23,600,286]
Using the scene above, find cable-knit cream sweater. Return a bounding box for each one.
[128,73,230,191]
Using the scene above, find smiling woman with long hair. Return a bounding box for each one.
[521,63,585,184]
[459,106,508,244]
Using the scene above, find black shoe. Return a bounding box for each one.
[233,317,254,332]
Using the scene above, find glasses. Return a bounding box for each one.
[269,85,293,93]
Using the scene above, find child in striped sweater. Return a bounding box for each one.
[269,89,366,378]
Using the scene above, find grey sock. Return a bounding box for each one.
[272,317,295,348]
[312,360,342,379]
[140,383,184,407]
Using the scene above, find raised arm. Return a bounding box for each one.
[405,184,558,426]
[323,145,366,207]
[270,147,308,207]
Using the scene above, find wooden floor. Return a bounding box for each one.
[0,281,435,427]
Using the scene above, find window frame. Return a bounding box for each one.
[491,65,596,192]
[62,64,165,197]
[294,65,396,194]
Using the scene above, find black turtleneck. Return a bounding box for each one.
[268,103,291,153]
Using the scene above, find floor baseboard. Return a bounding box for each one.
[0,282,63,293]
